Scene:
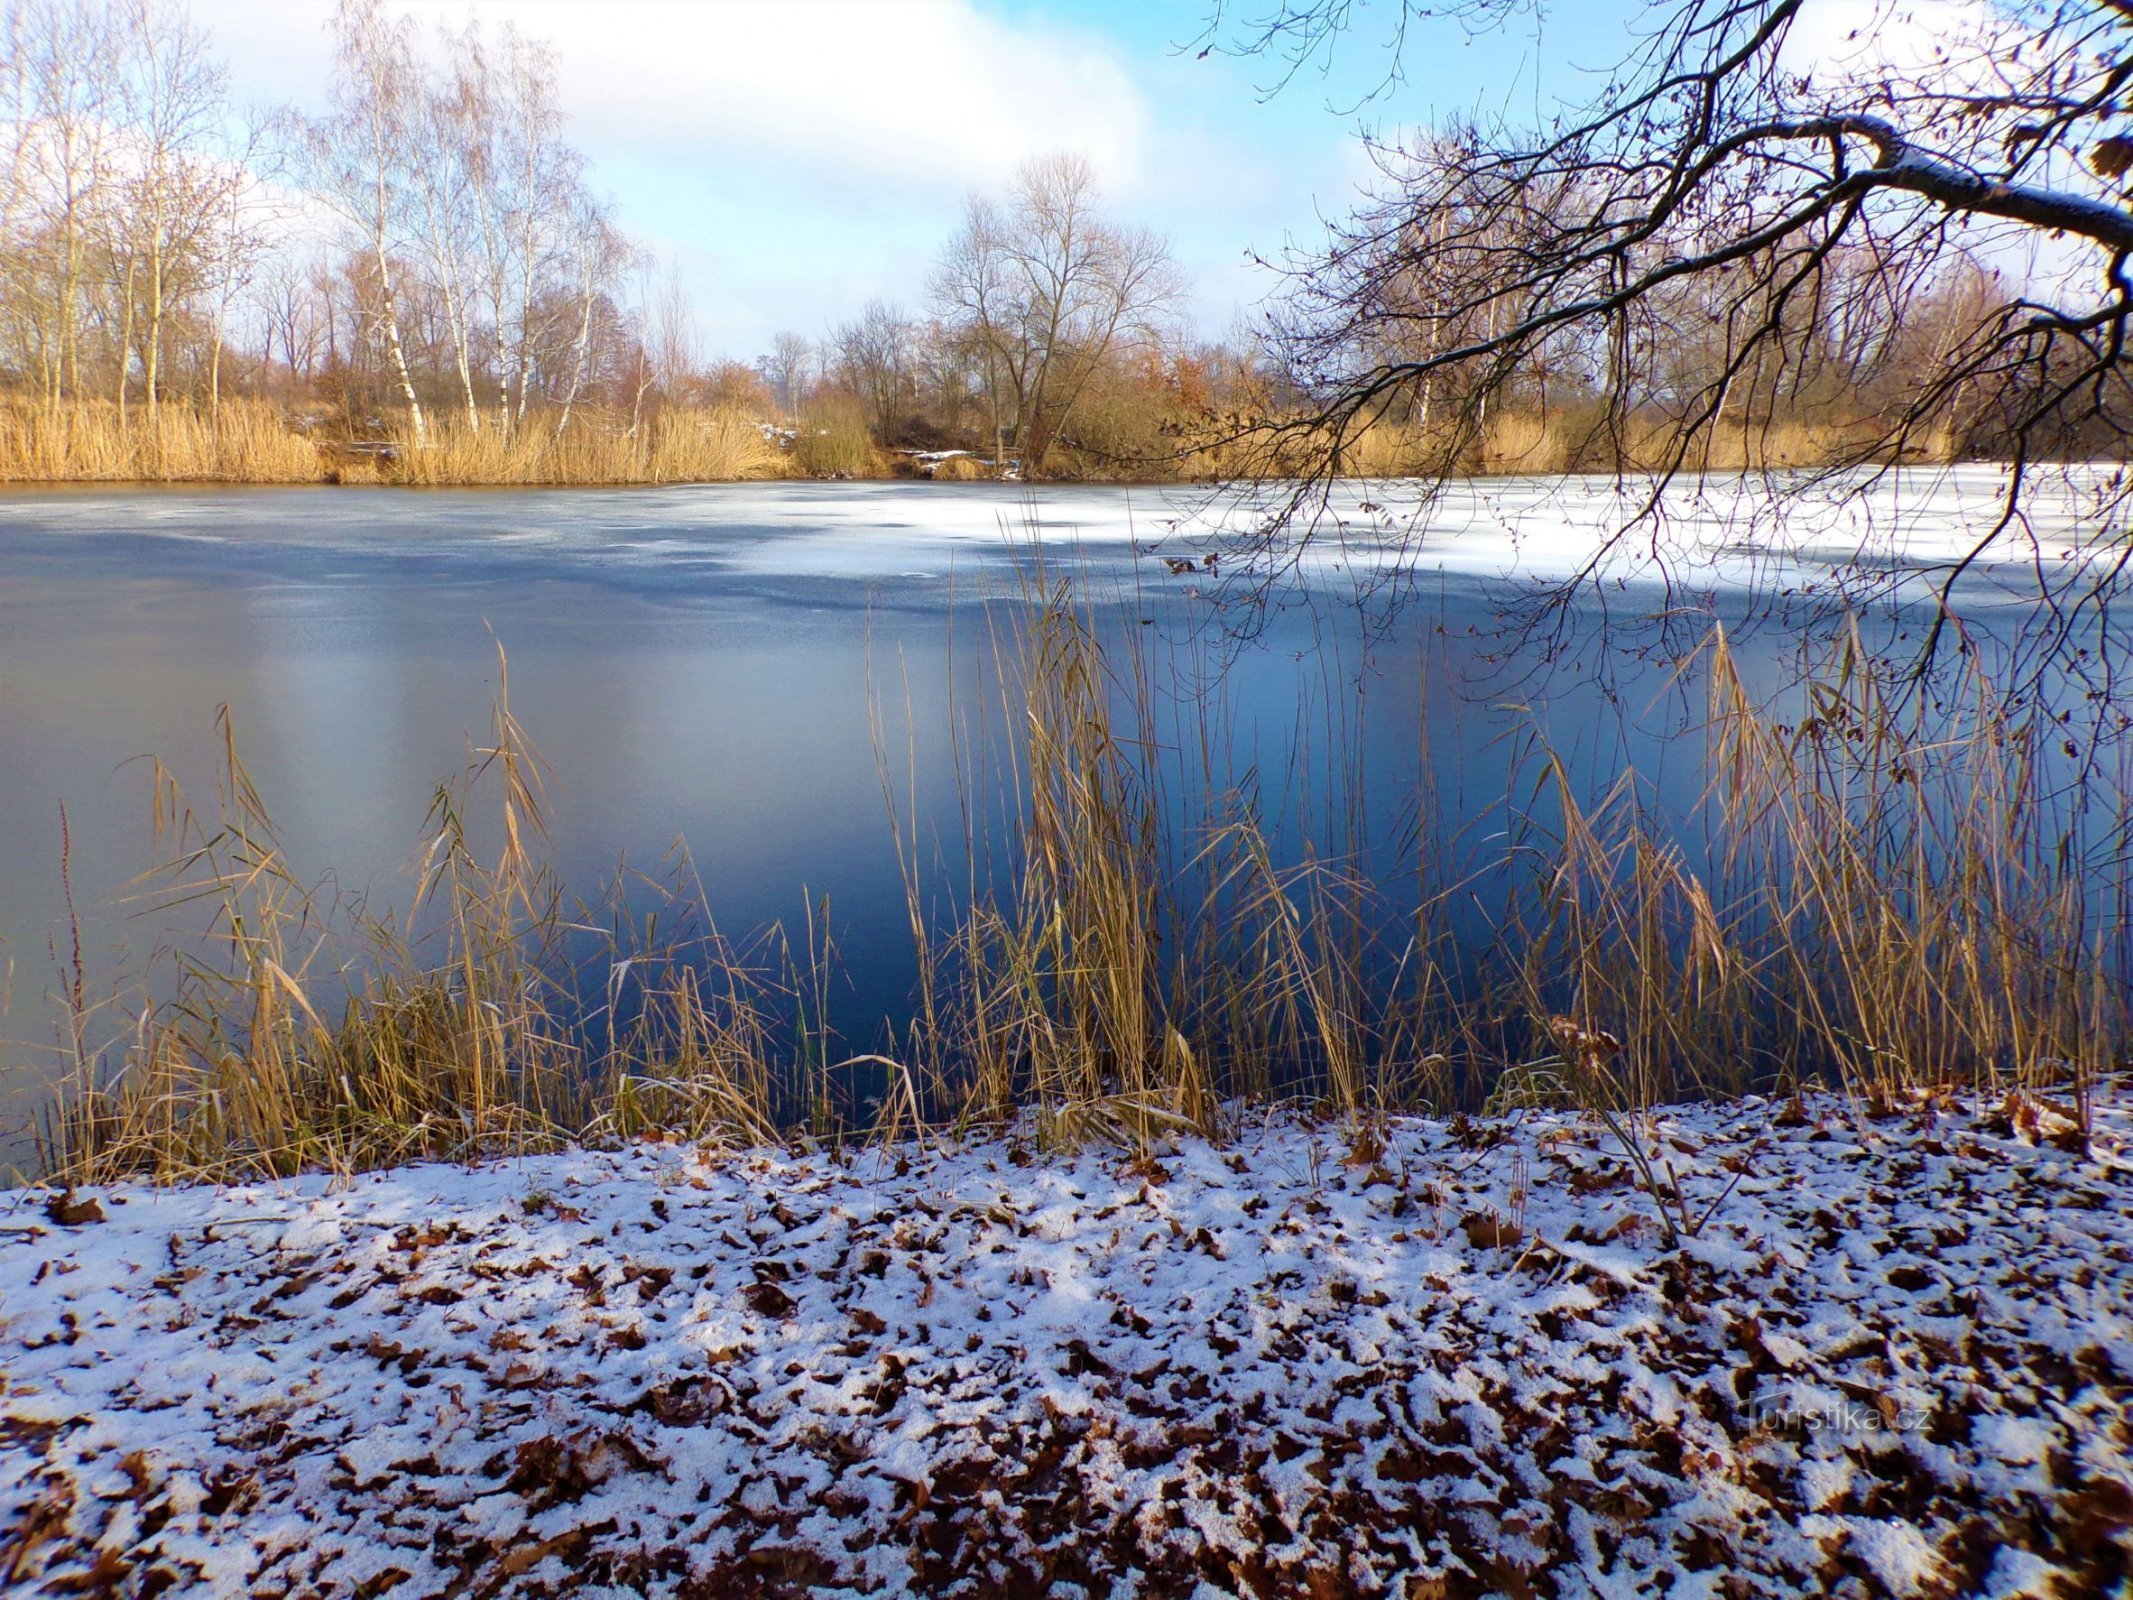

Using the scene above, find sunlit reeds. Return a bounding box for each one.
[1500,620,2119,1111]
[0,393,1921,488]
[0,398,322,483]
[46,655,581,1181]
[0,399,789,486]
[385,406,784,485]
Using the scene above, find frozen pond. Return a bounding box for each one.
[0,471,2117,1169]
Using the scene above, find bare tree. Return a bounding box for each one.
[624,257,698,435]
[834,298,911,442]
[755,330,811,418]
[473,24,574,434]
[934,196,1013,464]
[911,316,985,438]
[250,252,325,384]
[552,187,631,439]
[414,21,492,430]
[933,155,1182,476]
[0,0,266,424]
[199,127,267,416]
[5,0,120,409]
[109,0,249,429]
[0,1,42,394]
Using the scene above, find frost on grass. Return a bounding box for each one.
[0,1089,2128,1598]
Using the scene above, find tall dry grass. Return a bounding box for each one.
[1330,408,1880,481]
[1640,415,1877,472]
[48,663,579,1181]
[789,396,880,479]
[1337,417,1436,478]
[34,589,2127,1185]
[387,407,783,485]
[1496,621,2119,1115]
[0,399,789,487]
[0,399,323,483]
[906,584,1216,1147]
[1477,411,1575,475]
[0,394,1915,489]
[1155,404,1900,483]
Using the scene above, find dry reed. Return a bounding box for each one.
[33,587,2127,1185]
[0,394,1917,489]
[1478,412,1574,475]
[0,399,789,487]
[386,407,783,485]
[0,399,322,483]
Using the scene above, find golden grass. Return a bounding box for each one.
[0,399,790,487]
[929,584,1217,1145]
[1338,419,1429,478]
[1644,416,1877,473]
[790,397,881,479]
[0,398,323,483]
[34,587,2125,1184]
[0,393,1922,489]
[1333,409,1881,480]
[46,663,572,1181]
[1478,412,1574,475]
[386,407,784,485]
[1499,620,2117,1114]
[1161,402,1920,486]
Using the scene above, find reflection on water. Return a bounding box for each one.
[0,476,2117,1168]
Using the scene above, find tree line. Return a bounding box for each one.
[2,0,658,455]
[0,0,2096,484]
[0,0,1266,480]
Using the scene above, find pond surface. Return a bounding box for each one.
[0,471,2112,1169]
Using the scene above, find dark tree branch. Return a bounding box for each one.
[1207,0,2133,708]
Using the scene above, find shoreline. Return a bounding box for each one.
[0,461,2024,495]
[0,473,1207,491]
[0,400,2009,495]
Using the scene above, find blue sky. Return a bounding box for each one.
[193,0,1650,359]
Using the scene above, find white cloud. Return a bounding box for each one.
[183,0,1184,352]
[578,1,1147,196]
[196,0,1152,201]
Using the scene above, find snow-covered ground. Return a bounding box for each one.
[2,1088,2128,1598]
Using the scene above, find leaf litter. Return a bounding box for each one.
[0,1086,2127,1598]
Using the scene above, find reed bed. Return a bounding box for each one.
[1499,623,2121,1116]
[0,400,788,486]
[1307,408,1892,483]
[32,588,2127,1186]
[384,406,784,485]
[0,396,1912,488]
[0,399,322,483]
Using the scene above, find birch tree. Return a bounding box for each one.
[553,187,630,439]
[416,27,489,429]
[7,0,119,408]
[302,0,425,440]
[460,24,571,436]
